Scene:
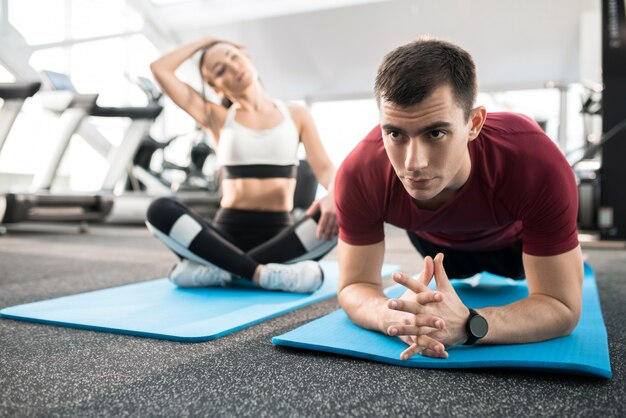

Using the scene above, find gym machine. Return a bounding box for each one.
[123,76,221,220]
[597,0,626,240]
[576,0,626,240]
[0,81,41,234]
[0,81,41,155]
[0,70,162,228]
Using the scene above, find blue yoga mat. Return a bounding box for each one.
[273,264,612,378]
[0,261,398,342]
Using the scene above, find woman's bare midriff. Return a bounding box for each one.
[220,178,297,212]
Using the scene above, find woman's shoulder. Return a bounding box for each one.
[281,100,309,118]
[278,101,312,132]
[194,99,229,131]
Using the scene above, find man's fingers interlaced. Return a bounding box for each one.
[387,316,444,337]
[387,298,443,317]
[391,272,431,293]
[400,335,445,360]
[421,348,449,359]
[417,256,435,286]
[433,253,453,290]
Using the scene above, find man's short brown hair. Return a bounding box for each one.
[374,37,477,120]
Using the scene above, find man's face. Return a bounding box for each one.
[380,84,483,207]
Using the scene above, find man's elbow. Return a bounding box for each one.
[337,283,367,316]
[557,304,582,337]
[337,286,351,311]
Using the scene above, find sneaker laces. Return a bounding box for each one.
[169,259,231,287]
[261,261,323,293]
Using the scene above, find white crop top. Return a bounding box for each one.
[217,99,300,167]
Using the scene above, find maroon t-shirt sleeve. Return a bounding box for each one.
[499,115,579,256]
[335,126,386,245]
[520,154,579,256]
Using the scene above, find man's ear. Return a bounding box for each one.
[468,106,487,141]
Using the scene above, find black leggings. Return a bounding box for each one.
[146,197,337,279]
[212,208,292,252]
[407,232,525,280]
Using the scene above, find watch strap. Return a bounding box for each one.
[463,308,486,346]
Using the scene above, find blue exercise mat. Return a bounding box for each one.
[0,261,398,342]
[273,264,612,378]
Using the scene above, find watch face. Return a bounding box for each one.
[469,315,488,338]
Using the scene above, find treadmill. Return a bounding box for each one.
[0,81,41,157]
[0,82,41,232]
[1,71,161,227]
[120,75,222,221]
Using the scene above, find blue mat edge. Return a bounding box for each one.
[0,290,339,343]
[272,263,612,379]
[271,336,610,378]
[0,263,400,342]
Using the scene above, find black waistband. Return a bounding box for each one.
[222,164,297,179]
[214,207,291,225]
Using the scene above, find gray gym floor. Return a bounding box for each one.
[0,223,624,417]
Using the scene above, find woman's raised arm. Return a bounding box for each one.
[150,37,222,129]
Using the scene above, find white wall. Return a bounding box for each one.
[177,0,599,101]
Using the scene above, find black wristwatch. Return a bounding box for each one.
[463,308,488,346]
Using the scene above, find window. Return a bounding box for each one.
[2,0,158,192]
[71,0,142,40]
[9,0,66,45]
[310,98,379,168]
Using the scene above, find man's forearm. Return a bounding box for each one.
[338,283,389,333]
[478,294,581,345]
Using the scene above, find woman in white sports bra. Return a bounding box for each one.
[146,36,337,293]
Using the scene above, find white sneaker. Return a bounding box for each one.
[259,261,323,293]
[168,259,232,288]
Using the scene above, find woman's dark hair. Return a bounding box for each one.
[198,41,233,108]
[374,36,477,120]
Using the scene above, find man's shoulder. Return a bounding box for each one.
[473,111,566,190]
[482,112,544,135]
[477,112,557,160]
[356,125,385,150]
[335,125,389,245]
[363,124,383,141]
[336,124,390,204]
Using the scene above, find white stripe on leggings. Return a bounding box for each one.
[294,218,324,251]
[169,214,202,248]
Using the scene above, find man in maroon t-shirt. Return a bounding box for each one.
[335,37,583,360]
